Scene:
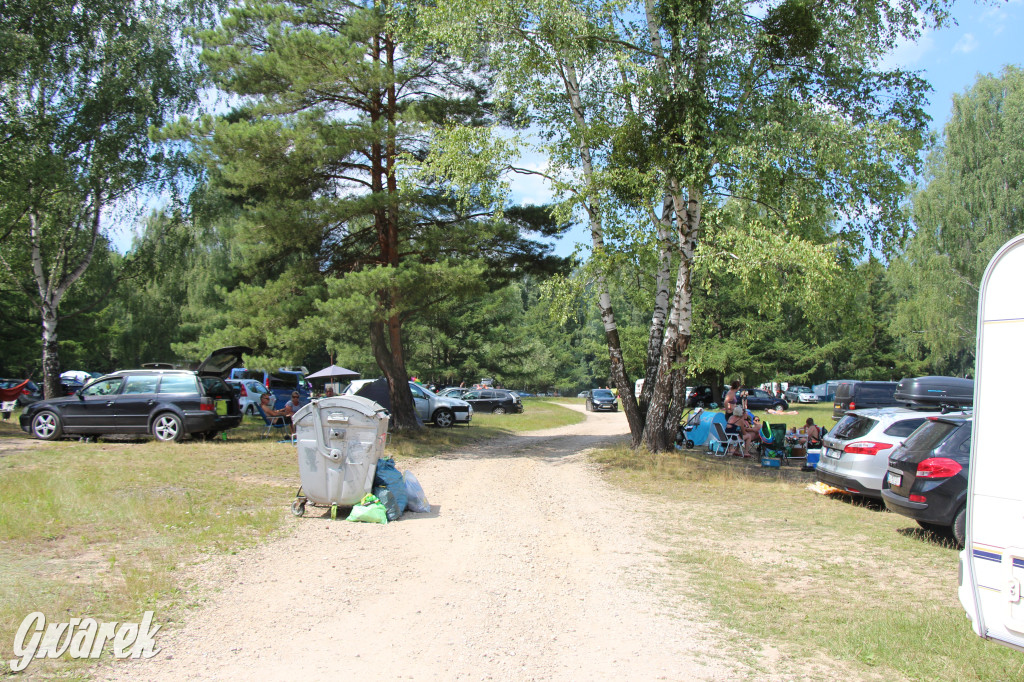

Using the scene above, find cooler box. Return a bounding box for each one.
[291,396,390,508]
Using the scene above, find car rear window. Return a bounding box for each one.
[883,418,927,438]
[158,375,198,394]
[835,383,856,400]
[830,414,878,440]
[857,383,897,400]
[901,420,960,452]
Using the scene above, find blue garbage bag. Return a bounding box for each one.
[373,458,408,515]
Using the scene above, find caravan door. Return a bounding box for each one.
[959,234,1024,652]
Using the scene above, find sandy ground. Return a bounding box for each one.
[98,405,749,681]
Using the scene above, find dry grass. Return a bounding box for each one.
[0,402,583,676]
[591,445,1024,681]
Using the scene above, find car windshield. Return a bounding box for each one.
[592,390,614,399]
[830,414,878,441]
[901,419,961,452]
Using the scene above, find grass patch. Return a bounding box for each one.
[0,400,583,675]
[592,446,1024,681]
[388,399,583,459]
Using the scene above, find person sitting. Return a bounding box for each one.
[727,406,760,456]
[282,391,303,434]
[259,393,287,419]
[801,418,822,446]
[324,386,335,397]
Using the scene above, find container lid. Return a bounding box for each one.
[292,395,389,422]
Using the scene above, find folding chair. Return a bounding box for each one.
[256,404,290,440]
[708,422,744,457]
[760,422,788,461]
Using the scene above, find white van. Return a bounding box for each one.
[959,234,1024,652]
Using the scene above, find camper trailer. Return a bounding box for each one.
[958,234,1024,652]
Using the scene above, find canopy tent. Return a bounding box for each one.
[306,365,360,380]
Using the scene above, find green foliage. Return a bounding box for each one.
[889,66,1024,376]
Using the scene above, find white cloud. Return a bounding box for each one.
[953,33,978,54]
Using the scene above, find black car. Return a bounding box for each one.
[832,380,899,419]
[882,415,972,547]
[739,388,788,411]
[584,389,618,412]
[20,370,219,442]
[686,385,716,408]
[460,389,524,414]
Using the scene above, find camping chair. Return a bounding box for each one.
[256,404,290,441]
[759,422,787,460]
[708,422,744,457]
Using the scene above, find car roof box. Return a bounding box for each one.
[894,376,974,410]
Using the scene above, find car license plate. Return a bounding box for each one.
[887,471,902,487]
[824,447,840,459]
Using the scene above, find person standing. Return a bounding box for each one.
[723,380,741,414]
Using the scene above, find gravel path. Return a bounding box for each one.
[100,405,742,681]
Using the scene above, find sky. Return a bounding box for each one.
[535,0,1024,257]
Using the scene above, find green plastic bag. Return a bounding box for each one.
[346,494,388,524]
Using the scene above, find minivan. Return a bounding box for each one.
[832,380,899,420]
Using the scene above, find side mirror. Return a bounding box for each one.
[76,390,85,400]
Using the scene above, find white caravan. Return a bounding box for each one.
[959,233,1024,652]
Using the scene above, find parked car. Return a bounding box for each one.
[816,407,941,498]
[577,391,588,398]
[20,370,222,442]
[0,378,42,406]
[832,380,899,419]
[229,367,310,408]
[438,387,470,399]
[226,378,272,415]
[515,391,535,398]
[739,388,788,411]
[784,385,817,403]
[583,388,618,412]
[460,388,523,414]
[882,414,972,546]
[344,379,473,427]
[686,385,716,407]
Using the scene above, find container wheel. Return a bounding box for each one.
[291,499,306,517]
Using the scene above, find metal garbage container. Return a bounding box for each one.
[290,395,389,518]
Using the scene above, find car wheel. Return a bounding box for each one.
[772,403,786,411]
[432,409,454,428]
[31,411,63,441]
[493,406,507,415]
[952,506,967,548]
[152,413,184,442]
[245,404,256,416]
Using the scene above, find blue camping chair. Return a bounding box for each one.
[256,404,290,440]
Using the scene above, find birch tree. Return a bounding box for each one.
[420,0,944,450]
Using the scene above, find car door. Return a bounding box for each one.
[61,377,125,430]
[408,383,430,421]
[114,375,161,431]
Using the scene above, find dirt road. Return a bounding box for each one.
[101,405,745,681]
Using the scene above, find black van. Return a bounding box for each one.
[832,380,899,420]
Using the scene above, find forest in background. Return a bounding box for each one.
[1,0,1021,443]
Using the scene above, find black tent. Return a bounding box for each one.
[354,378,425,427]
[355,378,391,410]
